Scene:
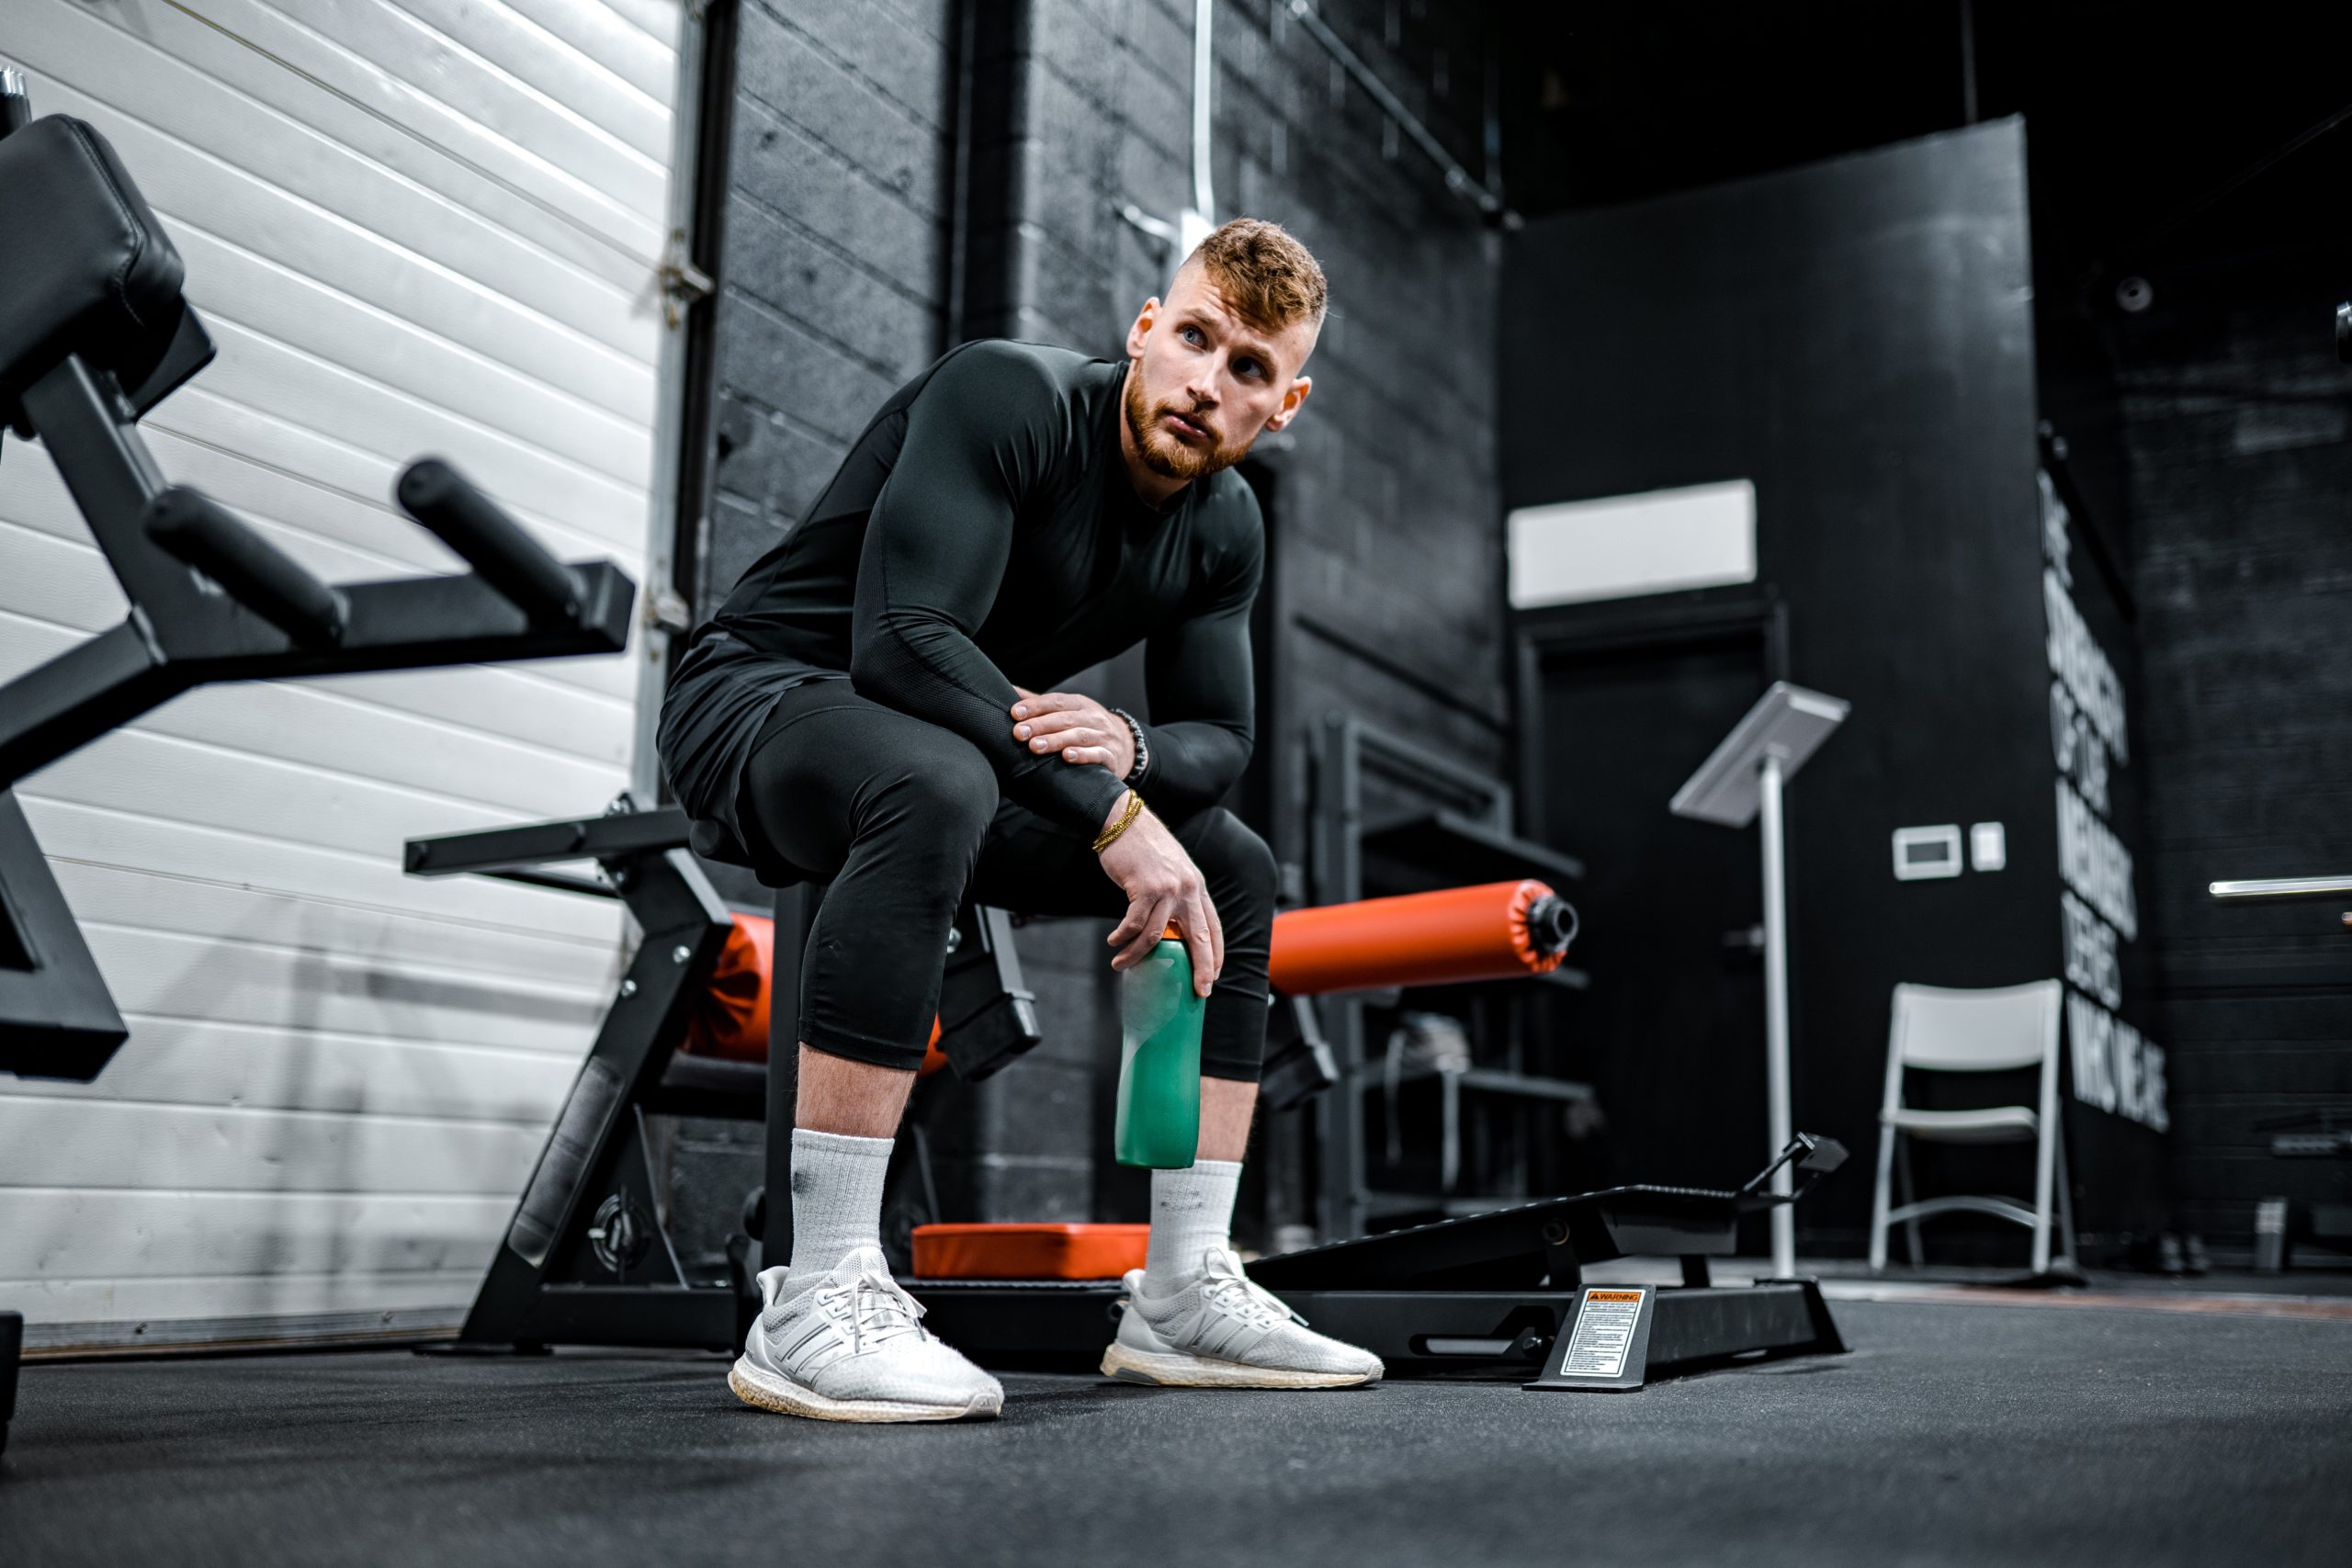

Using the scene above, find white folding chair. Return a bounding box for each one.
[1869,980,2075,1276]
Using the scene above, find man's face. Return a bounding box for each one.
[1122,265,1317,485]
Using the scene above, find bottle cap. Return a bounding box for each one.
[1162,922,1182,941]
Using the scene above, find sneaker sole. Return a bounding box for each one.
[1100,1342,1382,1390]
[729,1356,1001,1423]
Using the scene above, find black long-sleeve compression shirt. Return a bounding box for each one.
[660,340,1262,870]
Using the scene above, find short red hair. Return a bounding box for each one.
[1184,218,1328,333]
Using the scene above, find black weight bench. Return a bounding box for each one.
[401,795,1842,1389]
[401,791,1849,1391]
[0,77,637,1451]
[402,798,1046,1349]
[401,794,1340,1351]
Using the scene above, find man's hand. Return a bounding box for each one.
[1096,792,1222,995]
[1009,690,1136,780]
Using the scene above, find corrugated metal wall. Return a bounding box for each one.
[0,0,680,1348]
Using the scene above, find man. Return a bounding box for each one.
[660,219,1379,1423]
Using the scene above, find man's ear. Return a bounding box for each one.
[1264,375,1313,434]
[1125,297,1162,360]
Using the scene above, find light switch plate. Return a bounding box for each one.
[1893,824,1963,880]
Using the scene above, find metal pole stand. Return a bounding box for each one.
[1671,682,1850,1279]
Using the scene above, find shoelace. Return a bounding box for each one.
[827,1268,929,1354]
[1198,1268,1303,1332]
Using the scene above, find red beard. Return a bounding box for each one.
[1124,364,1248,482]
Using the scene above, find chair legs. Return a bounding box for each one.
[2027,1111,2083,1276]
[2055,1130,2076,1267]
[2030,1134,2053,1277]
[1872,1125,2075,1275]
[1896,1140,1923,1266]
[1869,1120,1898,1273]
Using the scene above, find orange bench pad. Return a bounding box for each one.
[911,1223,1149,1280]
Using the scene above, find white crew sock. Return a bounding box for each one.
[1143,1158,1243,1289]
[782,1127,894,1293]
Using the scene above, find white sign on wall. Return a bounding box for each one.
[1507,479,1758,608]
[2042,470,2166,1134]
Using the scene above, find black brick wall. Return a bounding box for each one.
[668,0,963,1248]
[2110,254,2352,1258]
[695,0,958,615]
[954,0,1507,851]
[680,0,1504,1238]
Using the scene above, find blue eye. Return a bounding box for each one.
[1235,358,1262,378]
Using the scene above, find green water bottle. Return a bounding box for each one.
[1114,923,1204,1168]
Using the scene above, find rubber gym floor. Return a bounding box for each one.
[6,1285,2347,1567]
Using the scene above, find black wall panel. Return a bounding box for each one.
[1502,122,2165,1253]
[2109,251,2352,1258]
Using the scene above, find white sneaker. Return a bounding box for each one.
[729,1246,1002,1422]
[1102,1246,1385,1390]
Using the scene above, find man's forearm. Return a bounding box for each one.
[851,611,1127,831]
[1131,717,1251,815]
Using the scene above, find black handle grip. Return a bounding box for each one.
[146,487,346,648]
[1525,893,1580,956]
[396,458,580,624]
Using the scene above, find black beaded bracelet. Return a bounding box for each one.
[1112,706,1149,784]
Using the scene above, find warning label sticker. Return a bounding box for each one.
[1559,1287,1646,1378]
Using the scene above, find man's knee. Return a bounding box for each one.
[877,737,1000,857]
[1180,807,1276,905]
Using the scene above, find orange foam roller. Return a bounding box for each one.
[686,885,1566,1062]
[1268,880,1577,996]
[682,913,773,1061]
[681,912,947,1067]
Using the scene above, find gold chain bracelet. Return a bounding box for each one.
[1091,789,1147,853]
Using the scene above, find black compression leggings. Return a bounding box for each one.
[739,679,1275,1080]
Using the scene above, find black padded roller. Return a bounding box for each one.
[397,457,581,624]
[146,486,346,647]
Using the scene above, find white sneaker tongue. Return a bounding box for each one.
[833,1245,893,1280]
[1198,1245,1245,1278]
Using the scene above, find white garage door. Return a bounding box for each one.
[0,0,685,1350]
